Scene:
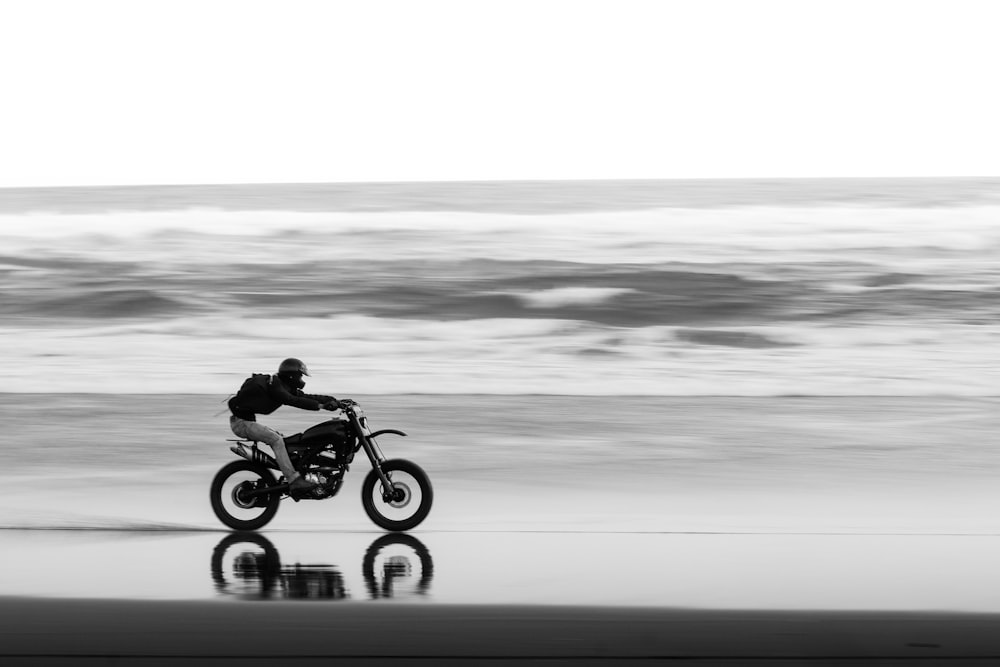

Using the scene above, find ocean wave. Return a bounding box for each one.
[3,256,997,327]
[2,199,999,396]
[515,287,635,308]
[673,329,799,348]
[2,287,193,318]
[2,206,1000,269]
[0,262,813,325]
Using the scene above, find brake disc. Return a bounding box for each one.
[387,482,412,509]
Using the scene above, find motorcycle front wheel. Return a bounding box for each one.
[361,459,433,532]
[210,460,281,531]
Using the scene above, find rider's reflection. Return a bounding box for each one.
[211,532,433,601]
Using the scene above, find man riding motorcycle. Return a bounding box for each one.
[228,358,339,495]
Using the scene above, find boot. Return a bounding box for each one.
[289,475,316,497]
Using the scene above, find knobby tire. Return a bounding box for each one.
[361,459,433,532]
[209,460,281,531]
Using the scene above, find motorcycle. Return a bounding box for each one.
[209,400,433,531]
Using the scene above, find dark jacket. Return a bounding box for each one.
[228,374,335,421]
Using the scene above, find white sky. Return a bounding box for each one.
[1,0,998,186]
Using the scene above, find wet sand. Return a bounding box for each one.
[2,528,1000,665]
[3,596,1000,665]
[3,394,999,533]
[6,529,1000,609]
[3,395,1000,663]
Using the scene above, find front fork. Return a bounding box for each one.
[349,410,396,499]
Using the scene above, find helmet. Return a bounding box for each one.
[278,358,310,376]
[277,358,309,390]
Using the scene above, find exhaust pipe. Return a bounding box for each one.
[246,482,291,498]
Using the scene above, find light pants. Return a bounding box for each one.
[229,416,299,482]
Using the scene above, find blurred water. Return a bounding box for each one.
[1,179,999,395]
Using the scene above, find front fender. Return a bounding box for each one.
[368,429,407,438]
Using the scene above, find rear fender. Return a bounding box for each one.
[368,429,407,439]
[229,441,279,470]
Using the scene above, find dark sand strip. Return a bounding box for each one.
[1,598,999,665]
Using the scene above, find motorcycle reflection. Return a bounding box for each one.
[211,532,433,600]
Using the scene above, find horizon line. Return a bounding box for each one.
[4,175,1000,191]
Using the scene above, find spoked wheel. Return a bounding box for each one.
[210,460,281,531]
[361,459,433,532]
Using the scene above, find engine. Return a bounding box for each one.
[303,471,344,498]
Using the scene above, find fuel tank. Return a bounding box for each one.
[284,421,348,448]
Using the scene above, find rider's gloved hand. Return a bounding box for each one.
[321,401,338,411]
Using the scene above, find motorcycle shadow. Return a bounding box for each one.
[210,532,434,601]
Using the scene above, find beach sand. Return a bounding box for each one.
[2,394,998,532]
[2,394,999,664]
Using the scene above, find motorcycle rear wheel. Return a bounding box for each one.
[210,460,281,530]
[361,459,433,532]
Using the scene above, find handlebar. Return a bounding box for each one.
[323,399,358,411]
